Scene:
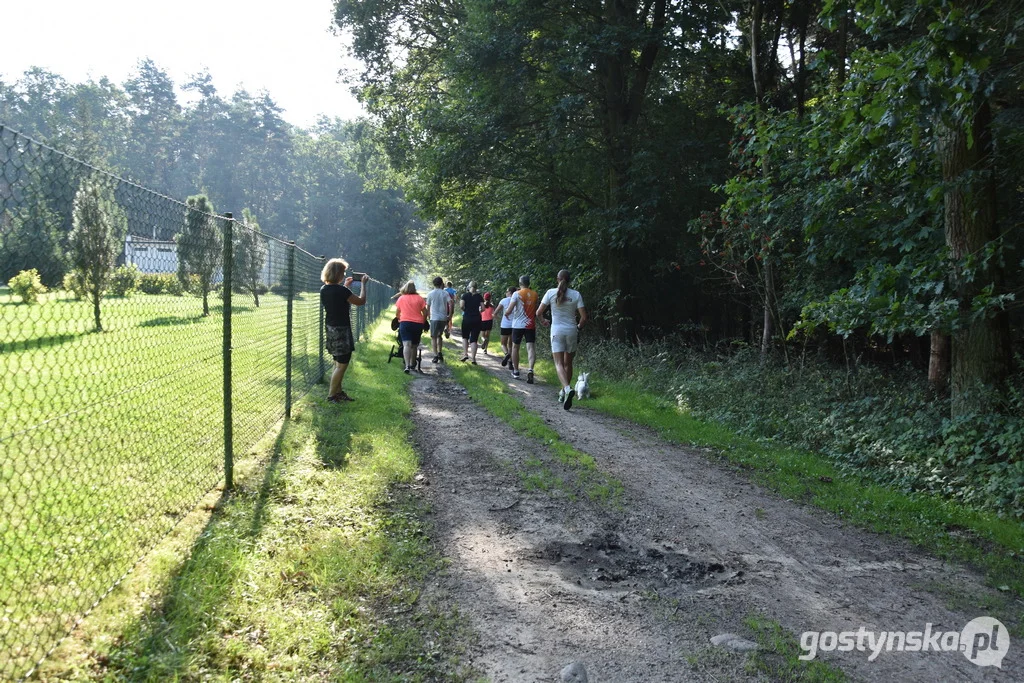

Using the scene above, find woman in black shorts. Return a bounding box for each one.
[460,281,484,363]
[320,258,368,402]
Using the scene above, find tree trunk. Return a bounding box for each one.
[927,331,950,388]
[939,100,1011,416]
[92,291,102,332]
[750,0,775,362]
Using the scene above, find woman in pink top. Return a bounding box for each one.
[395,280,427,373]
[479,292,495,354]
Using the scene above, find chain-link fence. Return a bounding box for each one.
[0,124,395,681]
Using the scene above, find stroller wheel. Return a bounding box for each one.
[387,344,396,363]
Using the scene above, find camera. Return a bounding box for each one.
[350,272,368,281]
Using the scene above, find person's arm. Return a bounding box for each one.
[459,296,466,312]
[505,295,520,320]
[347,275,369,306]
[536,301,550,326]
[577,306,588,329]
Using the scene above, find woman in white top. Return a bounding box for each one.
[492,286,516,366]
[537,269,588,410]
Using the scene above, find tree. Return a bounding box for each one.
[68,178,128,331]
[176,194,221,316]
[235,208,268,306]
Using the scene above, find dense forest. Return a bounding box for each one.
[0,60,424,286]
[334,0,1023,413]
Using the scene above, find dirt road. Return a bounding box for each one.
[406,347,1019,682]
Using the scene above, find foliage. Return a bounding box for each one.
[234,209,267,307]
[62,269,87,299]
[68,179,128,330]
[175,194,220,316]
[109,264,140,297]
[8,268,47,303]
[583,338,1024,519]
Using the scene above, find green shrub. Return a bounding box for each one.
[582,337,1024,518]
[139,273,169,294]
[110,264,141,297]
[62,269,88,300]
[8,268,48,303]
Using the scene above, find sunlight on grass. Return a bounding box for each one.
[43,317,476,681]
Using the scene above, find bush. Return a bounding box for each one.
[270,281,290,296]
[8,268,48,303]
[110,264,141,297]
[62,270,88,300]
[583,337,1024,518]
[139,273,168,294]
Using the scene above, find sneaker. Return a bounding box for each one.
[558,389,566,403]
[501,353,511,367]
[460,355,469,362]
[432,355,439,363]
[404,366,410,374]
[471,360,477,365]
[563,388,575,411]
[327,394,343,404]
[338,390,355,402]
[511,369,520,379]
[527,370,534,384]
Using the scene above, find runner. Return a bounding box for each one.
[479,292,495,354]
[494,286,515,367]
[504,275,539,382]
[460,281,485,364]
[444,280,457,338]
[426,276,452,363]
[537,269,587,409]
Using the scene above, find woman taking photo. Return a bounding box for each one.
[537,269,587,410]
[395,280,427,373]
[320,258,368,402]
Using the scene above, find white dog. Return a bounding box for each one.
[574,372,591,400]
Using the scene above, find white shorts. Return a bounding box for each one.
[550,330,579,354]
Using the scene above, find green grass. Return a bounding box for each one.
[442,336,623,505]
[582,377,1024,621]
[743,614,848,682]
[0,288,326,680]
[37,316,476,681]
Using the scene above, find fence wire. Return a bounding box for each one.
[0,124,394,680]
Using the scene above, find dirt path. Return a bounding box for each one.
[407,345,1019,682]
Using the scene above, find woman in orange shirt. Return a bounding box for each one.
[395,280,427,373]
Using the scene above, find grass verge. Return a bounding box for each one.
[442,337,623,506]
[583,377,1024,631]
[38,317,476,681]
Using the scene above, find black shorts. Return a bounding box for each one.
[480,320,493,331]
[512,328,536,345]
[462,318,482,343]
[500,327,513,337]
[399,321,424,346]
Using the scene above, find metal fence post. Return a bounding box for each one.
[222,212,234,491]
[318,256,326,381]
[285,241,296,419]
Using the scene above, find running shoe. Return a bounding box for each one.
[327,394,344,404]
[432,355,439,363]
[404,366,410,374]
[511,369,520,379]
[527,370,534,384]
[563,388,575,411]
[501,353,511,367]
[338,390,355,402]
[558,389,566,403]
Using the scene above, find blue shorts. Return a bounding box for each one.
[399,321,424,346]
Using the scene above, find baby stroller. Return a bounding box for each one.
[387,319,424,371]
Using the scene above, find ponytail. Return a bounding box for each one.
[556,269,570,305]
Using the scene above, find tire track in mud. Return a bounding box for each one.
[406,350,1019,682]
